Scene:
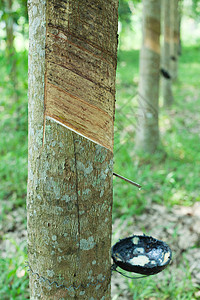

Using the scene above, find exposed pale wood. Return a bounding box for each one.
[46,82,113,151]
[44,0,118,151]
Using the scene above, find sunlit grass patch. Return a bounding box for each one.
[0,238,28,299]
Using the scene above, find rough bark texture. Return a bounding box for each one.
[135,0,161,153]
[27,0,118,299]
[170,0,180,80]
[161,0,174,106]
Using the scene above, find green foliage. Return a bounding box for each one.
[0,47,28,298]
[0,0,28,33]
[0,50,28,209]
[118,0,132,24]
[191,0,200,18]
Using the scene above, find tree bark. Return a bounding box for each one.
[135,0,161,153]
[27,0,118,299]
[170,0,180,81]
[161,0,174,106]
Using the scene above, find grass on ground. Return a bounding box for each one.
[0,38,200,299]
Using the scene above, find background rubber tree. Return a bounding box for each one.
[161,0,174,107]
[170,0,180,81]
[27,0,118,299]
[135,0,161,154]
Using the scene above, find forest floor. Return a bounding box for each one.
[111,202,200,299]
[1,201,200,299]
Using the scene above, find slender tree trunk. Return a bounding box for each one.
[27,1,118,299]
[177,0,183,56]
[135,0,161,153]
[161,0,174,107]
[170,0,180,81]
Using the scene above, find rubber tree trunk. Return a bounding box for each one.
[170,0,180,81]
[135,0,161,154]
[27,0,118,299]
[178,1,182,56]
[161,0,174,107]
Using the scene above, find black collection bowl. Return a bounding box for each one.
[112,234,172,275]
